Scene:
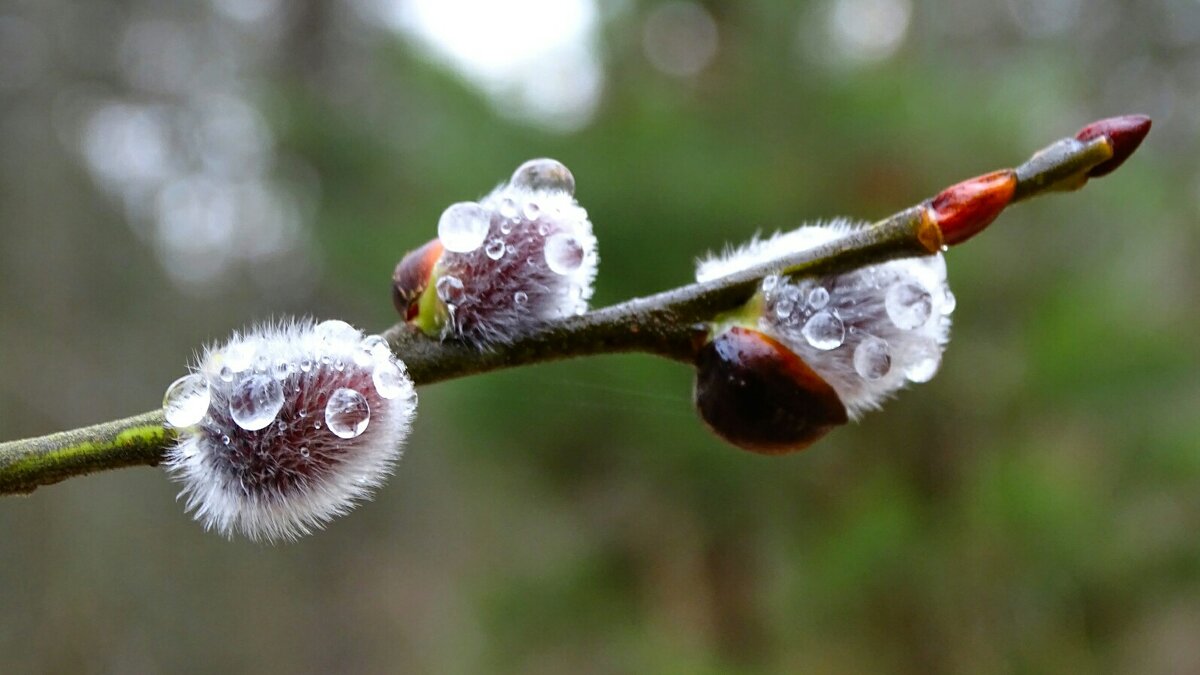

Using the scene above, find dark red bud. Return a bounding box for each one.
[1075,114,1151,178]
[694,326,848,455]
[392,238,444,320]
[929,169,1017,247]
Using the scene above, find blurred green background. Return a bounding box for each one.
[1,0,1198,672]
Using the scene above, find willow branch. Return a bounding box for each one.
[0,115,1151,495]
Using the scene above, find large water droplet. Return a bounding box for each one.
[359,334,391,363]
[373,361,408,400]
[315,319,361,344]
[325,388,370,439]
[485,237,506,260]
[229,374,284,431]
[544,233,584,274]
[513,291,528,306]
[775,298,796,321]
[436,275,465,304]
[808,286,830,309]
[801,311,845,350]
[163,374,211,427]
[853,337,891,380]
[438,202,489,253]
[885,282,933,330]
[510,158,576,195]
[904,341,942,383]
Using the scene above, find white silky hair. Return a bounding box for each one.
[165,318,417,542]
[697,220,954,418]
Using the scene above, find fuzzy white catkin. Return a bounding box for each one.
[163,318,417,542]
[432,159,599,346]
[696,220,955,418]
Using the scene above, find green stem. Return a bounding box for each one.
[0,411,169,494]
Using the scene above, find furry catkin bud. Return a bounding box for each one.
[163,319,417,542]
[393,158,599,346]
[697,220,954,422]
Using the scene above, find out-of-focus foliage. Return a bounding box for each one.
[1,0,1198,672]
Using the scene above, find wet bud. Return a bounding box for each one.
[694,326,847,454]
[396,158,599,346]
[928,170,1016,246]
[162,318,417,542]
[1074,114,1151,178]
[697,220,954,429]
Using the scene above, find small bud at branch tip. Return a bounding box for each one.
[929,170,1017,246]
[1074,114,1151,178]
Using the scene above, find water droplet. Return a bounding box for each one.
[436,275,466,304]
[853,337,891,380]
[315,319,361,344]
[885,283,933,330]
[544,233,584,274]
[325,388,371,439]
[485,238,506,260]
[298,409,307,418]
[761,275,779,292]
[361,334,390,358]
[904,342,942,383]
[254,354,270,372]
[511,158,576,195]
[775,299,796,320]
[272,360,291,381]
[314,420,323,430]
[334,359,345,372]
[228,374,285,431]
[219,366,234,382]
[223,341,256,373]
[373,361,408,399]
[299,359,313,373]
[940,288,957,315]
[163,374,211,427]
[437,202,489,253]
[523,201,542,221]
[808,286,830,309]
[513,291,528,306]
[536,223,549,236]
[801,311,845,350]
[498,197,519,220]
[499,221,513,235]
[300,447,310,458]
[320,355,332,367]
[221,435,230,445]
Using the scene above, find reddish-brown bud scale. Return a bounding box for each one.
[392,238,443,320]
[1074,114,1151,178]
[694,326,848,455]
[929,169,1017,247]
